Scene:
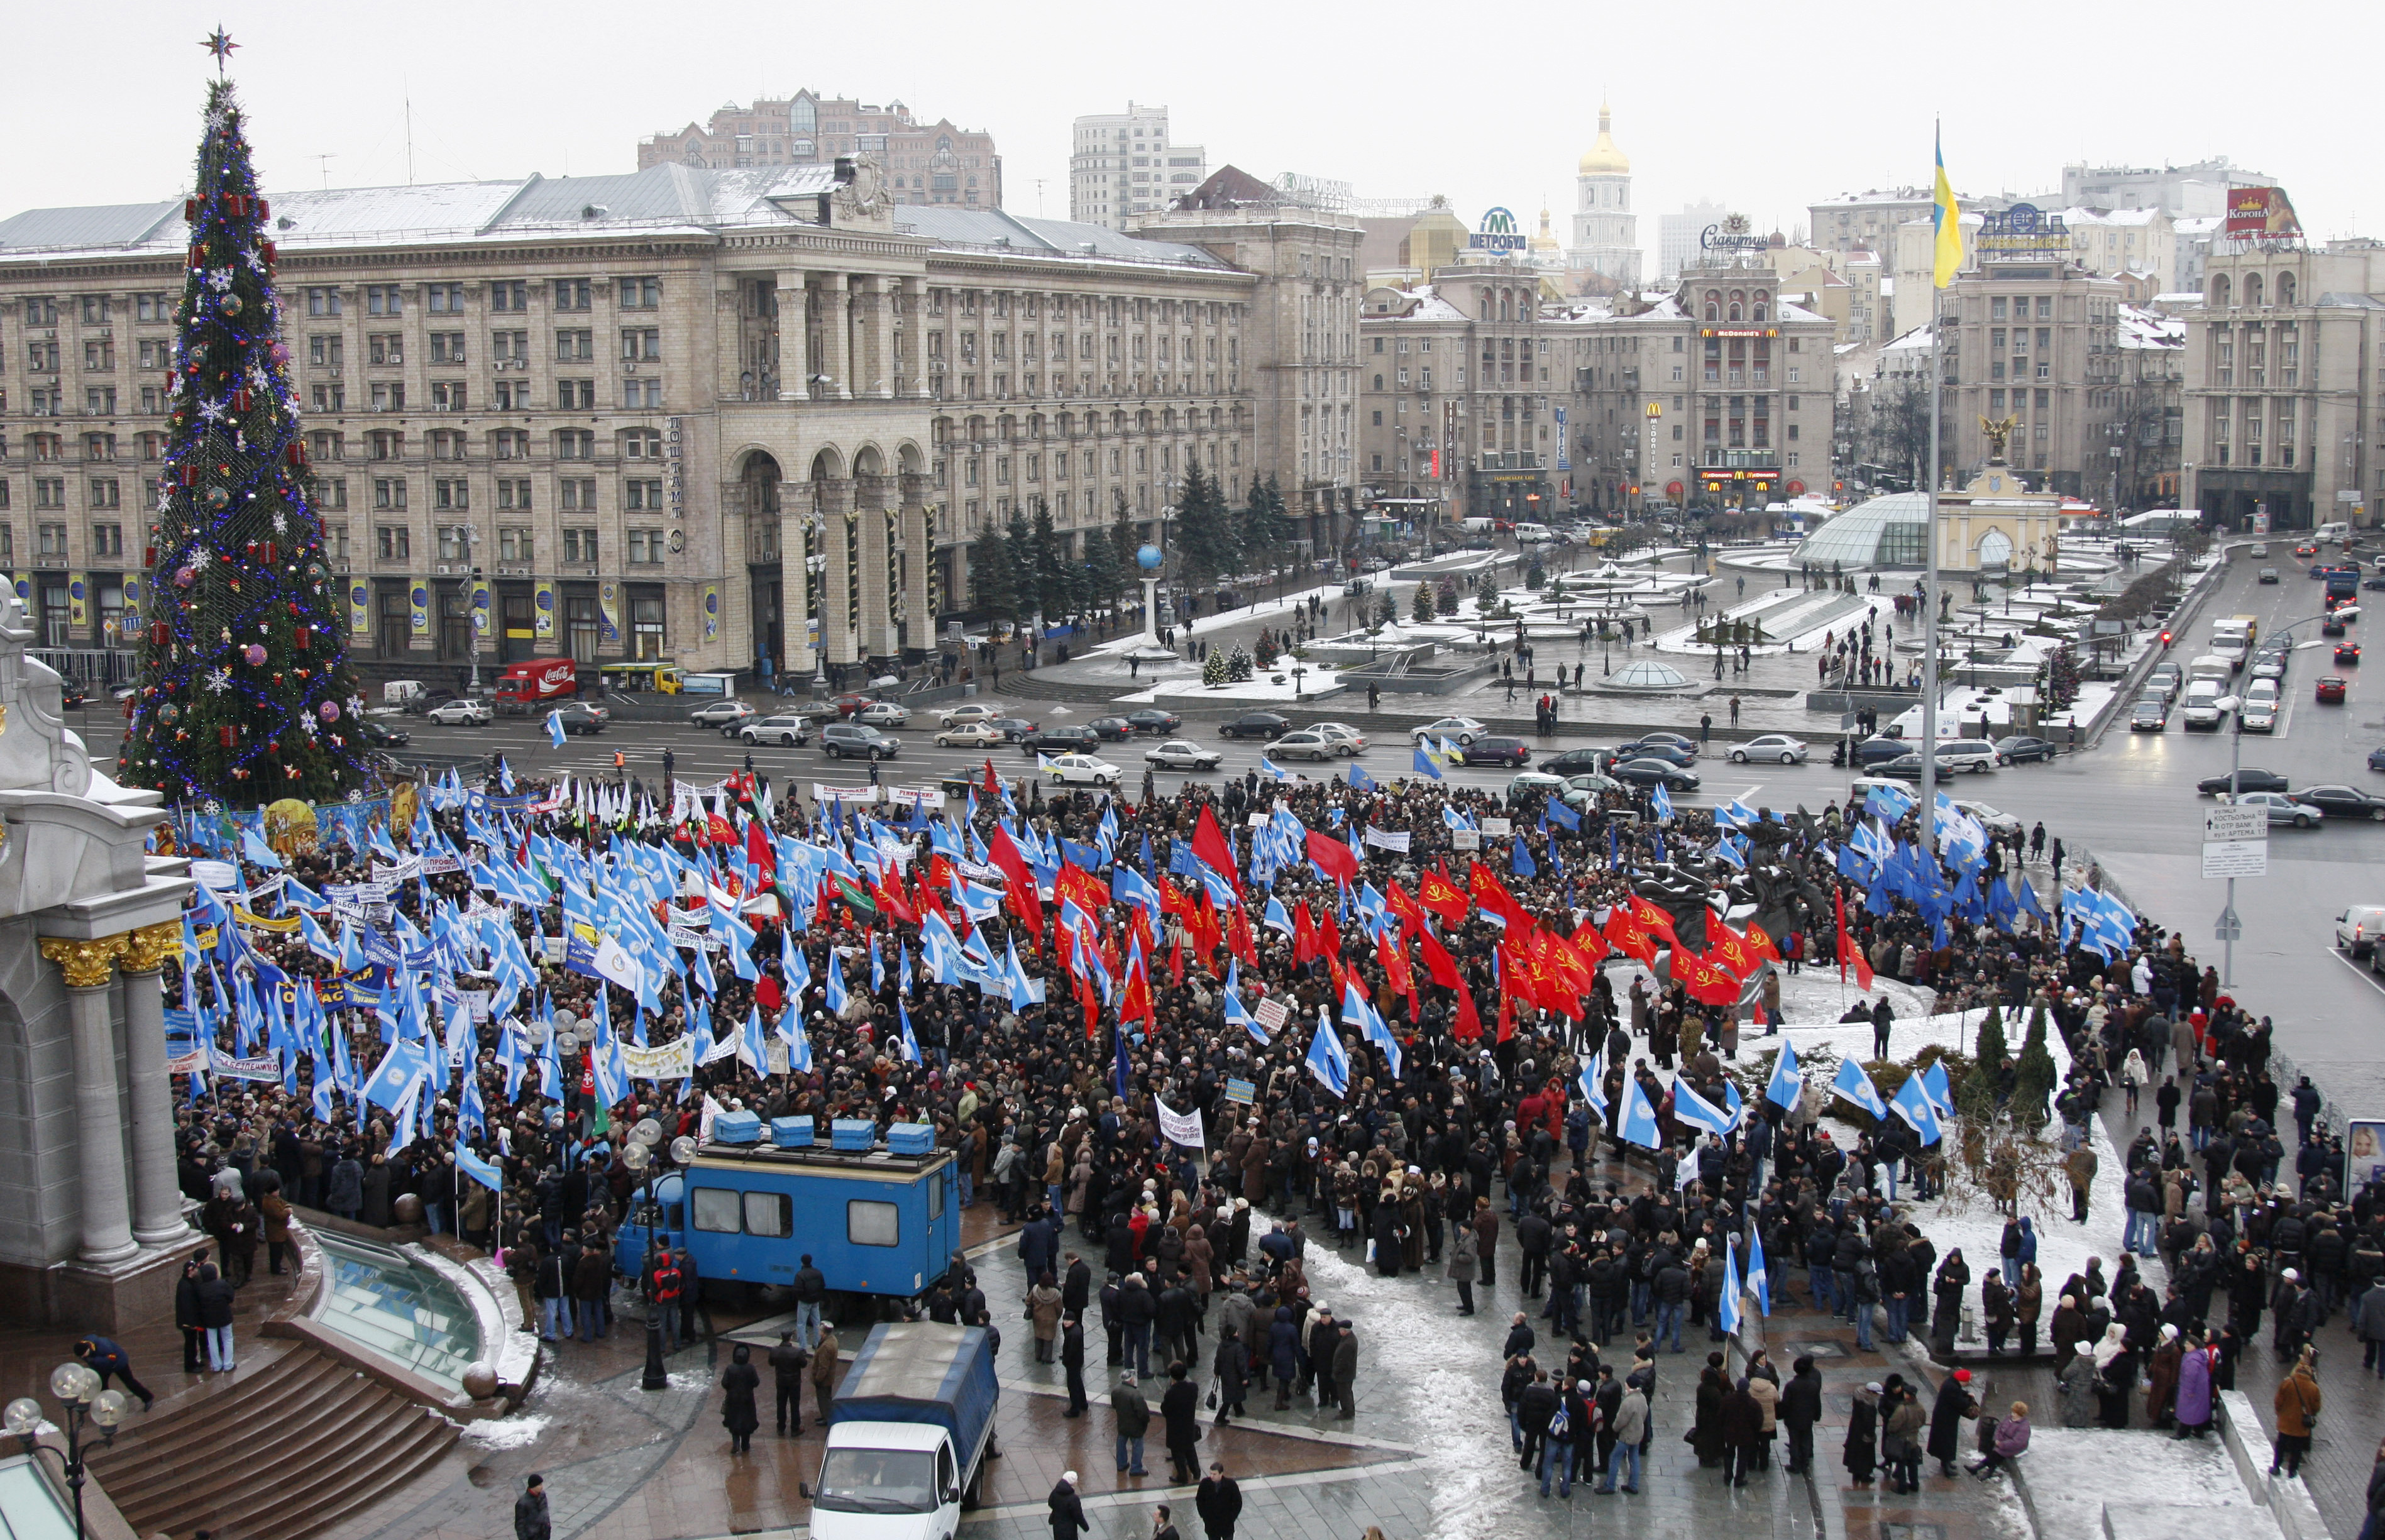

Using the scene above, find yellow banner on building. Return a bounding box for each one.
[348,580,370,637]
[701,582,720,642]
[533,580,556,637]
[470,573,492,639]
[410,581,431,635]
[67,573,87,628]
[598,581,620,643]
[121,575,142,624]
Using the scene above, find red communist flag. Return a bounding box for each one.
[1499,940,1541,1015]
[1306,828,1360,886]
[1385,880,1427,937]
[746,818,776,879]
[1743,919,1783,965]
[872,877,917,927]
[1453,981,1484,1042]
[1626,894,1680,943]
[1572,918,1612,964]
[986,823,1044,937]
[983,759,1000,798]
[1191,805,1242,896]
[1191,892,1226,963]
[1226,901,1259,967]
[1677,948,1743,1008]
[1417,868,1471,927]
[1602,908,1658,966]
[1543,928,1596,1001]
[1292,900,1317,965]
[1468,861,1530,929]
[1417,925,1462,989]
[1836,889,1875,991]
[1708,920,1758,981]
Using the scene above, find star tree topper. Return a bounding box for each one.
[200,29,238,71]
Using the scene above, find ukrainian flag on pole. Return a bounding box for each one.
[1932,123,1963,288]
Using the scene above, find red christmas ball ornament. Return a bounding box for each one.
[218,725,235,747]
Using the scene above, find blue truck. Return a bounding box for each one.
[803,1322,1001,1540]
[612,1136,961,1303]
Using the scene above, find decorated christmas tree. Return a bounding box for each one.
[119,62,366,806]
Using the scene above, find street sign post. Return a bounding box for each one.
[2215,906,2244,942]
[2201,805,2269,879]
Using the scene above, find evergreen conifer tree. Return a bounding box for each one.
[2012,1000,2056,1129]
[968,526,1016,624]
[121,77,365,805]
[1030,498,1070,619]
[1412,581,1436,624]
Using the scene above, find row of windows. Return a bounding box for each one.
[295,377,664,414]
[302,427,664,462]
[298,327,663,368]
[299,278,664,318]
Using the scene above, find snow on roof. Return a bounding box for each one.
[2154,292,2203,306]
[0,162,1226,273]
[2117,304,2184,350]
[2174,216,2223,235]
[1881,324,1934,353]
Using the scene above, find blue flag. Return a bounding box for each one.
[1577,1048,1608,1115]
[1411,743,1444,781]
[1832,1055,1888,1120]
[1511,840,1537,879]
[1746,1226,1770,1316]
[1719,1243,1744,1338]
[1618,1075,1662,1150]
[1890,1070,1944,1145]
[1347,763,1375,792]
[1306,1011,1351,1099]
[1766,1038,1803,1110]
[547,710,568,749]
[455,1145,504,1194]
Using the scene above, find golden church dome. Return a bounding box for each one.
[1577,102,1629,176]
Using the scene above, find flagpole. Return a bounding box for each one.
[1920,307,1942,856]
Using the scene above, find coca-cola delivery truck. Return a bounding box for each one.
[493,658,580,711]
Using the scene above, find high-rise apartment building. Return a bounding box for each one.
[1069,104,1208,232]
[2060,158,2272,221]
[638,92,1000,207]
[1658,201,1729,282]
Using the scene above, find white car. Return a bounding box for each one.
[1728,734,1808,765]
[935,722,1003,747]
[1409,716,1488,745]
[424,698,492,726]
[1307,722,1369,753]
[2222,789,2320,827]
[1143,740,1222,771]
[741,713,813,747]
[1269,729,1343,762]
[854,701,910,728]
[1953,800,2022,836]
[686,699,755,729]
[939,702,1004,729]
[1044,752,1122,786]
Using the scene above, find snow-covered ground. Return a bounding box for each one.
[2018,1427,2279,1540]
[1111,668,1352,705]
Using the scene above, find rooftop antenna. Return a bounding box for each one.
[312,153,335,190]
[1034,178,1047,217]
[404,83,414,185]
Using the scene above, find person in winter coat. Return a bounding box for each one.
[1882,1380,1927,1493]
[570,1240,610,1342]
[1692,1355,1730,1468]
[1446,1223,1479,1315]
[174,1250,208,1372]
[1210,1326,1248,1427]
[324,1147,364,1221]
[1160,1362,1204,1482]
[1061,1316,1090,1416]
[2358,1280,2385,1378]
[1927,1368,1980,1477]
[2016,1264,2046,1355]
[2057,1344,2100,1426]
[2145,1324,2183,1427]
[1194,1463,1242,1540]
[769,1333,808,1435]
[2175,1332,2218,1438]
[1970,1401,2031,1477]
[2049,1296,2088,1372]
[1844,1381,1881,1486]
[720,1343,761,1454]
[810,1325,842,1431]
[1267,1307,1299,1409]
[1329,1322,1358,1419]
[1718,1377,1765,1486]
[1112,1372,1152,1475]
[1048,1474,1089,1540]
[2269,1348,2322,1477]
[1028,1272,1064,1362]
[1597,1377,1647,1493]
[1780,1355,1824,1475]
[514,1475,551,1540]
[1932,1251,1971,1358]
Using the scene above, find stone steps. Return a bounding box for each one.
[87,1346,456,1540]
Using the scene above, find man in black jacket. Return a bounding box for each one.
[1517,1209,1553,1299]
[1780,1355,1824,1473]
[1060,1316,1089,1416]
[1516,1369,1560,1474]
[1062,1251,1093,1317]
[514,1475,551,1540]
[792,1253,828,1350]
[1047,1474,1088,1540]
[1160,1363,1203,1482]
[1194,1463,1242,1540]
[769,1331,808,1435]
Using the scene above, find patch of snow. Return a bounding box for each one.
[461,1412,553,1449]
[2017,1427,2277,1540]
[1115,670,1350,705]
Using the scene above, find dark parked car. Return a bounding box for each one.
[552,703,606,736]
[1539,747,1616,776]
[1459,736,1532,767]
[1020,726,1101,756]
[1853,736,1916,767]
[2369,745,2385,773]
[1612,740,1696,768]
[1218,712,1292,740]
[2196,767,2289,795]
[1619,732,1698,757]
[988,717,1039,742]
[1993,734,2058,764]
[1609,757,1700,791]
[820,723,899,760]
[58,678,87,708]
[1124,709,1182,735]
[358,718,411,749]
[2292,784,2385,822]
[1086,716,1136,741]
[1876,753,1930,781]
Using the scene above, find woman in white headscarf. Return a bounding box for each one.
[2091,1321,2135,1428]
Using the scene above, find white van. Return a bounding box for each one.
[1512,522,1558,544]
[2318,521,2351,545]
[2181,678,2228,730]
[2186,654,2234,688]
[2210,634,2249,670]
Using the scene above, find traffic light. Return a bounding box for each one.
[2159,629,2173,649]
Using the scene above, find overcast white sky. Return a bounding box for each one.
[15,0,2371,257]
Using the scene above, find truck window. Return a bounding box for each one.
[849,1199,900,1246]
[691,1187,743,1233]
[928,1170,945,1221]
[744,1191,792,1238]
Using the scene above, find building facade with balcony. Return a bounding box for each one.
[1564,262,1837,512]
[1357,260,1562,528]
[637,92,1001,207]
[2183,241,2385,531]
[1933,240,2126,499]
[0,158,1345,686]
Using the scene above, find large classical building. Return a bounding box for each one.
[1069,104,1209,233]
[0,157,1360,686]
[1933,238,2127,497]
[2183,241,2385,531]
[1565,104,1639,290]
[637,94,1001,208]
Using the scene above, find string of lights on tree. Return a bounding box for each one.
[118,58,368,808]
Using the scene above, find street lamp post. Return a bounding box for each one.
[622,1119,700,1392]
[6,1361,128,1540]
[449,524,484,695]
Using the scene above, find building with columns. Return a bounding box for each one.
[0,597,192,1329]
[0,157,1358,688]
